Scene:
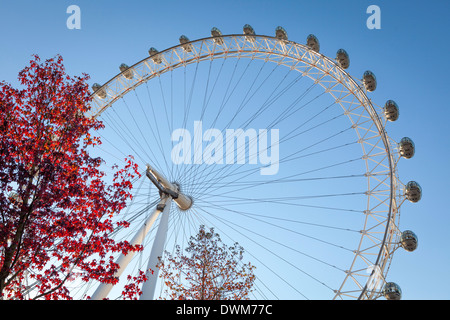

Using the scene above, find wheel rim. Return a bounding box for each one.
[84,33,403,300]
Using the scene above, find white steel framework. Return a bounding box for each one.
[85,33,416,300]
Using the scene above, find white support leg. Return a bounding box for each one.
[139,196,172,300]
[90,196,170,300]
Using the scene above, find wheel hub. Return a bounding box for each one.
[145,164,193,211]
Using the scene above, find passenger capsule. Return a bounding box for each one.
[336,49,350,69]
[211,27,224,45]
[363,70,377,92]
[243,24,255,42]
[179,35,193,52]
[398,137,415,159]
[383,282,402,300]
[405,181,422,203]
[306,34,320,52]
[92,83,107,99]
[275,26,288,40]
[243,24,255,36]
[148,47,162,64]
[400,230,418,252]
[119,63,134,80]
[384,100,400,122]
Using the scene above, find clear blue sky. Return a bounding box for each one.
[1,0,449,300]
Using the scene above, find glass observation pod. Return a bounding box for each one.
[211,27,224,45]
[92,83,107,99]
[398,137,415,159]
[148,47,162,64]
[405,181,422,203]
[119,63,133,80]
[275,26,288,40]
[243,24,255,42]
[363,70,377,92]
[336,49,350,69]
[383,282,402,300]
[306,34,320,52]
[179,35,193,52]
[384,100,400,122]
[400,230,419,252]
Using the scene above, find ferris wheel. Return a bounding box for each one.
[81,25,420,300]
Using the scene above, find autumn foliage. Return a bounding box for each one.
[157,225,256,300]
[0,55,142,299]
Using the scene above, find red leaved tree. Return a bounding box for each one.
[157,225,256,300]
[0,55,142,299]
